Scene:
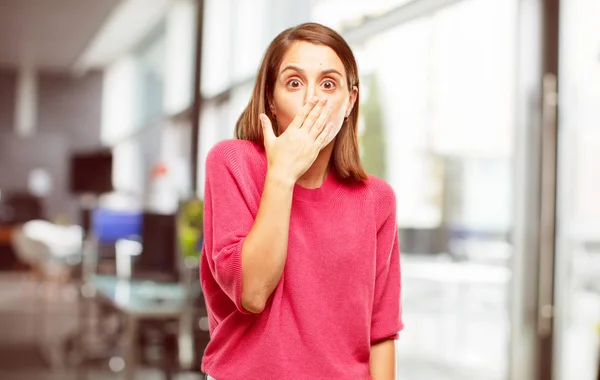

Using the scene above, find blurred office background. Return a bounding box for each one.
[0,0,598,379]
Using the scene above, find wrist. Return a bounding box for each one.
[265,168,296,189]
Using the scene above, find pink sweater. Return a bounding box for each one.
[200,139,403,380]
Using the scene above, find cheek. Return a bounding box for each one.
[273,94,304,131]
[329,98,348,125]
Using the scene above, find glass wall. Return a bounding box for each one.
[346,0,516,378]
[554,0,600,378]
[101,0,197,207]
[196,1,518,378]
[97,0,600,378]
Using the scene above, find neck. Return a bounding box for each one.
[296,141,334,189]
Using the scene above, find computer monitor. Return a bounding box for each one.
[133,212,179,282]
[69,151,113,195]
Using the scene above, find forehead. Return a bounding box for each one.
[279,41,345,75]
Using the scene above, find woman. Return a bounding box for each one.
[200,22,402,380]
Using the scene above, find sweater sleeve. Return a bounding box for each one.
[203,142,256,315]
[371,184,404,344]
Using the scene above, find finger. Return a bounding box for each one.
[301,97,328,130]
[260,114,275,145]
[308,104,332,139]
[286,96,320,130]
[315,122,335,150]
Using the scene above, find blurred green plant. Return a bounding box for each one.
[361,74,387,180]
[177,196,204,259]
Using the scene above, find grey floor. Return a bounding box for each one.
[0,263,508,380]
[0,263,504,380]
[1,252,598,380]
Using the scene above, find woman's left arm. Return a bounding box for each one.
[369,182,403,380]
[370,339,396,379]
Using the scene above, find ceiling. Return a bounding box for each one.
[0,0,120,70]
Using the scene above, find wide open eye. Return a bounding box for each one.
[287,78,302,89]
[321,79,337,91]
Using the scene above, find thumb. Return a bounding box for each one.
[260,114,275,145]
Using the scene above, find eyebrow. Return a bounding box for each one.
[279,65,343,78]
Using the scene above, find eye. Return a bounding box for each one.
[287,78,302,89]
[321,80,336,91]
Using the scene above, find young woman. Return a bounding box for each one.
[200,22,403,380]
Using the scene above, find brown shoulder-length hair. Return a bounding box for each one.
[235,22,368,183]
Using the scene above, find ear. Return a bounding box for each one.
[266,94,276,116]
[345,85,358,117]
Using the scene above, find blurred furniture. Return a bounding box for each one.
[399,227,449,255]
[87,208,143,277]
[144,266,210,378]
[89,275,187,380]
[0,191,46,270]
[0,192,45,224]
[73,201,212,378]
[87,209,178,281]
[133,212,179,282]
[11,220,83,279]
[92,275,186,318]
[76,210,202,380]
[76,273,209,380]
[10,219,84,368]
[91,208,142,245]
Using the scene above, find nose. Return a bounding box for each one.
[304,84,319,104]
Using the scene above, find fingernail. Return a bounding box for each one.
[311,96,319,103]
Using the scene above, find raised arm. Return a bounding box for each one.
[242,96,337,312]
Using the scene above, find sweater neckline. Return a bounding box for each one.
[253,143,341,202]
[293,170,340,202]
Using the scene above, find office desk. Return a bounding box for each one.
[92,275,186,317]
[90,275,187,380]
